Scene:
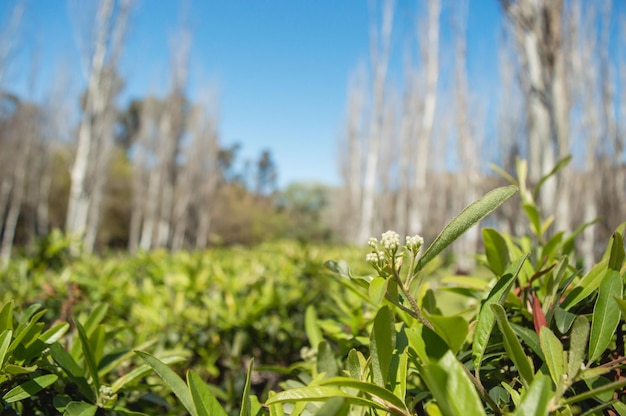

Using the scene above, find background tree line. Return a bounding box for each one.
[0,0,625,269]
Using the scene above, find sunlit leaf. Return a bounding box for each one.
[187,370,227,416]
[513,373,553,416]
[492,304,534,387]
[370,306,395,387]
[136,351,196,416]
[2,374,58,403]
[567,316,589,382]
[539,326,565,386]
[588,269,622,363]
[473,254,528,370]
[415,185,518,273]
[482,228,510,275]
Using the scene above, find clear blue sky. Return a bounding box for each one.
[0,0,502,188]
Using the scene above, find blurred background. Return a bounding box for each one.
[0,0,624,268]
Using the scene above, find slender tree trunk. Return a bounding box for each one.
[357,0,394,244]
[1,114,33,269]
[408,0,441,236]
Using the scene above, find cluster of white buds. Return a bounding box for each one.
[381,230,400,252]
[405,234,424,254]
[365,251,385,264]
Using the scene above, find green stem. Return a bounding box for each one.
[391,268,433,330]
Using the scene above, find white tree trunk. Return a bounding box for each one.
[408,0,441,236]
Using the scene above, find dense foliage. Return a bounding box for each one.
[2,159,626,415]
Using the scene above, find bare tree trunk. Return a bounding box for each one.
[408,0,441,236]
[357,0,394,244]
[66,0,131,252]
[1,108,34,268]
[453,0,479,272]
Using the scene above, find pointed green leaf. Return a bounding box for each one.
[49,342,95,401]
[64,402,98,416]
[415,185,518,273]
[317,341,338,378]
[522,203,542,237]
[0,329,12,369]
[265,386,388,412]
[187,370,227,416]
[562,378,626,406]
[240,358,254,416]
[588,269,623,362]
[369,277,388,304]
[422,350,487,416]
[75,320,100,393]
[347,349,364,381]
[370,306,395,387]
[567,316,589,382]
[304,306,323,349]
[39,322,70,344]
[2,374,58,403]
[482,228,510,275]
[111,355,187,393]
[513,373,553,416]
[0,300,14,332]
[608,232,625,271]
[533,155,571,199]
[539,327,565,385]
[425,313,468,354]
[561,259,608,310]
[319,377,410,415]
[473,254,529,370]
[136,351,196,416]
[492,304,534,387]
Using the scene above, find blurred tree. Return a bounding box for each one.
[65,0,132,252]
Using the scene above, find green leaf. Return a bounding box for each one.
[64,402,98,416]
[588,269,623,363]
[415,185,518,273]
[425,313,468,354]
[539,326,565,386]
[608,232,625,271]
[316,341,338,378]
[240,357,254,416]
[265,386,389,413]
[553,307,576,334]
[472,253,528,370]
[304,306,323,349]
[0,329,12,369]
[49,342,95,401]
[491,304,534,387]
[369,277,388,304]
[2,374,58,403]
[513,373,553,416]
[39,322,70,344]
[111,355,187,393]
[136,351,196,416]
[422,350,487,416]
[370,306,395,387]
[482,228,510,275]
[319,377,410,415]
[0,300,14,332]
[561,259,608,310]
[347,349,364,381]
[522,203,542,237]
[187,370,227,416]
[567,316,589,382]
[533,155,571,199]
[75,320,100,393]
[406,325,448,364]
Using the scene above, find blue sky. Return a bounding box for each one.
[0,0,502,188]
